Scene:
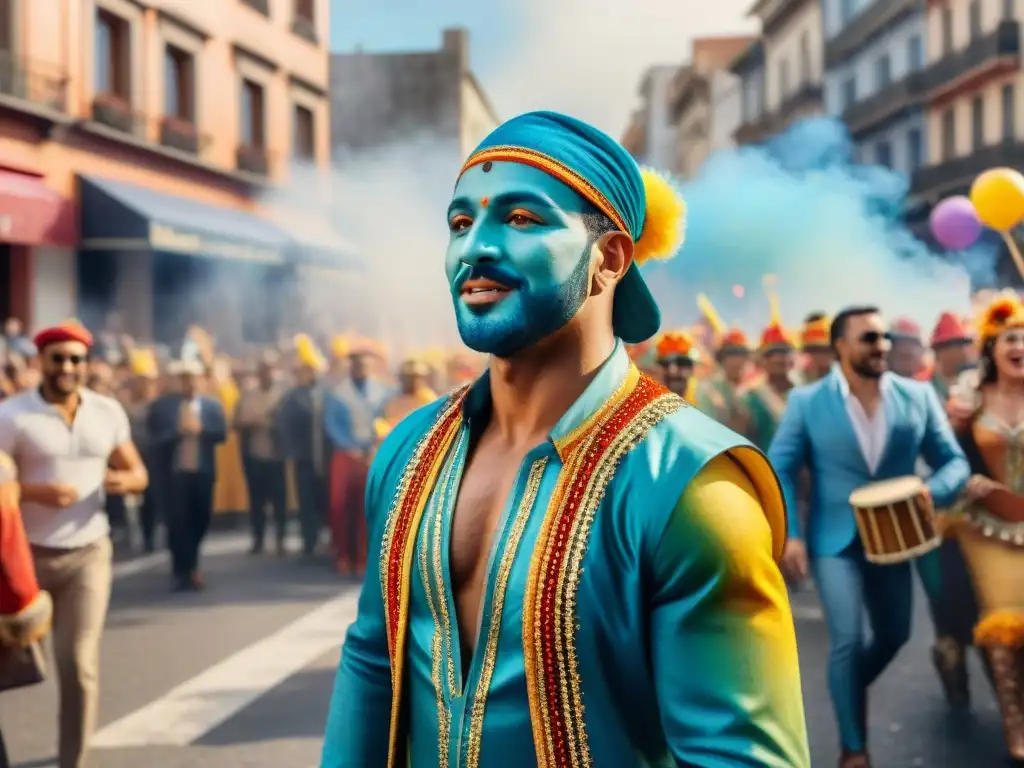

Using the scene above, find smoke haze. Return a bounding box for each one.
[641,117,991,334]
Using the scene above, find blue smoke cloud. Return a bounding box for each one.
[642,116,995,336]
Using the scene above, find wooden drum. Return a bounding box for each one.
[849,476,940,565]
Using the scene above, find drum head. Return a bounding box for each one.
[849,476,924,506]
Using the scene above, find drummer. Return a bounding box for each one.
[768,305,969,767]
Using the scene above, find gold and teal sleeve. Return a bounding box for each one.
[649,453,810,767]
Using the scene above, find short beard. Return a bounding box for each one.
[851,357,883,379]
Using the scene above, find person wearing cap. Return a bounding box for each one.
[277,335,332,558]
[928,312,976,402]
[888,317,926,378]
[0,321,147,768]
[694,327,752,434]
[372,356,438,446]
[322,111,808,768]
[799,312,835,384]
[147,358,227,592]
[325,343,389,575]
[743,319,797,452]
[122,350,162,553]
[653,330,698,402]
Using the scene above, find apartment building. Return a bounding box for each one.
[329,28,499,165]
[733,0,824,144]
[824,0,929,176]
[670,36,752,177]
[0,0,338,344]
[620,65,678,170]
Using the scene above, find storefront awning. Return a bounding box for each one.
[79,175,292,264]
[0,169,76,247]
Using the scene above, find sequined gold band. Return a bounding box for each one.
[523,369,683,767]
[461,146,631,238]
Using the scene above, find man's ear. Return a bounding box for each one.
[592,232,634,295]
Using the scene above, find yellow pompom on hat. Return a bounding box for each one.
[330,335,349,359]
[459,110,686,344]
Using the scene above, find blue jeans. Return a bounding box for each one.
[813,541,913,752]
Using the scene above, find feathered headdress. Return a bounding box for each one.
[979,294,1024,344]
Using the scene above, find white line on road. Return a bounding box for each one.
[111,533,249,579]
[90,591,358,748]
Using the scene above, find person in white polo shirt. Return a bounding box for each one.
[0,321,148,768]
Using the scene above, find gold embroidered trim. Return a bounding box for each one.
[464,457,549,768]
[433,441,462,699]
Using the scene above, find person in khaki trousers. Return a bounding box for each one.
[0,322,148,768]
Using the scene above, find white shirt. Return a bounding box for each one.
[0,388,130,548]
[835,367,891,475]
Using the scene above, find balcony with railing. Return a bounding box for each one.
[910,140,1024,201]
[824,0,922,69]
[841,70,927,138]
[734,111,778,145]
[0,52,68,121]
[777,82,823,121]
[922,20,1020,100]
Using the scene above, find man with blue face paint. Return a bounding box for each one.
[321,111,810,768]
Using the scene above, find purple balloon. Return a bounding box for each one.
[930,196,982,250]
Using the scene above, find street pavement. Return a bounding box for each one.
[0,535,1010,768]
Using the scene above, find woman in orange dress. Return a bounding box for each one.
[945,294,1024,760]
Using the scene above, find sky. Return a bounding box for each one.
[329,0,757,136]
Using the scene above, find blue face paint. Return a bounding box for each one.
[446,161,596,357]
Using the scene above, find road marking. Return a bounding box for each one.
[111,533,249,579]
[91,591,358,748]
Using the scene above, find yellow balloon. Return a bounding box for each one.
[970,167,1024,231]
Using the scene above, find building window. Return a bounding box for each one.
[906,128,923,171]
[240,78,265,147]
[972,95,985,150]
[799,32,811,83]
[293,104,315,160]
[941,107,956,160]
[0,0,13,53]
[907,35,923,71]
[296,0,314,22]
[839,0,855,23]
[874,141,892,168]
[778,59,790,99]
[969,1,982,38]
[941,7,954,54]
[164,45,194,121]
[95,9,130,99]
[842,76,857,109]
[874,55,891,90]
[1003,83,1016,140]
[1005,0,1016,19]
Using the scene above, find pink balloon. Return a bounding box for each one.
[930,196,982,250]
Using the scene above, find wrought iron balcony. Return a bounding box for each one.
[237,143,269,175]
[670,70,709,123]
[778,82,823,120]
[159,116,202,154]
[910,140,1024,201]
[825,0,922,69]
[842,70,928,138]
[921,20,1021,98]
[734,112,778,145]
[0,52,67,117]
[91,93,141,136]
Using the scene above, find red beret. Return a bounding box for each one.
[33,322,94,351]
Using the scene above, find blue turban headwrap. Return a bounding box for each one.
[458,111,685,344]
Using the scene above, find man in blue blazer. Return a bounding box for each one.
[769,305,969,768]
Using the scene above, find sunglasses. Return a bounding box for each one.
[858,331,893,345]
[48,353,87,366]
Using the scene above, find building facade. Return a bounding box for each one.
[620,65,677,170]
[329,28,499,164]
[670,36,753,177]
[732,40,771,144]
[733,0,824,144]
[823,0,928,176]
[0,0,337,344]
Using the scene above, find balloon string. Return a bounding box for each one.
[1000,230,1024,282]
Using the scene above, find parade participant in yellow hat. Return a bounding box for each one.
[373,357,438,445]
[742,308,798,451]
[323,110,807,768]
[276,334,330,558]
[654,330,698,402]
[799,312,834,384]
[325,339,389,576]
